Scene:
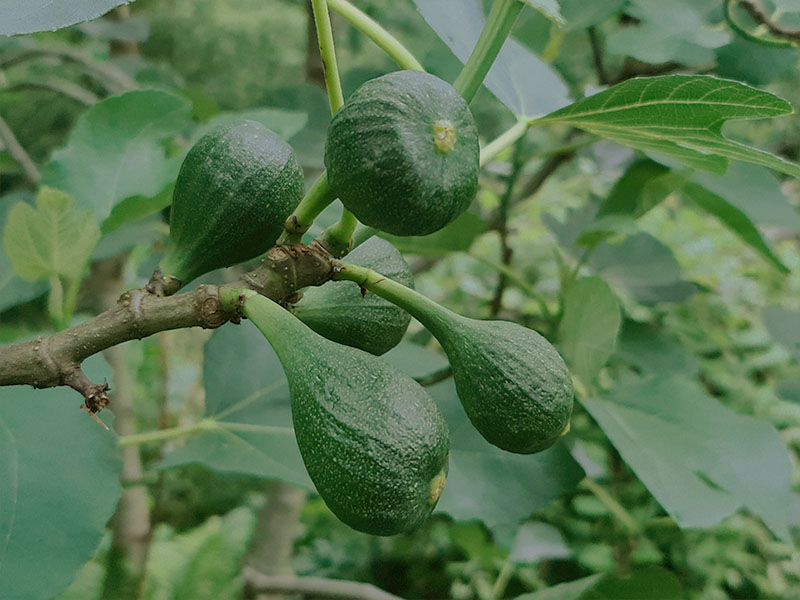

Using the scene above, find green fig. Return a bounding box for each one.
[325,70,479,236]
[293,237,413,355]
[242,292,449,535]
[159,120,304,289]
[335,264,574,454]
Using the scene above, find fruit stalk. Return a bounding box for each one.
[310,0,359,252]
[311,0,345,113]
[453,0,525,103]
[328,0,425,71]
[334,263,452,336]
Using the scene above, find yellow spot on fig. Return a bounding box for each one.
[432,120,457,154]
[428,471,447,504]
[560,421,571,436]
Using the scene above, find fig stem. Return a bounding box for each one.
[311,0,345,114]
[453,0,525,103]
[279,171,337,243]
[334,262,452,336]
[328,0,425,71]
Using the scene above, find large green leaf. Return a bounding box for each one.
[413,0,570,116]
[0,357,121,600]
[536,75,800,178]
[558,277,621,385]
[428,380,584,527]
[3,187,100,282]
[683,182,789,273]
[544,206,695,304]
[41,90,193,224]
[615,321,699,375]
[158,322,311,488]
[692,163,800,230]
[606,0,729,67]
[0,0,133,35]
[582,375,792,540]
[589,233,696,304]
[382,341,449,381]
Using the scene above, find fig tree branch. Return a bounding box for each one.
[0,111,40,184]
[724,0,800,46]
[0,243,338,407]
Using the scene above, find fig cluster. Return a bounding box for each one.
[156,70,573,536]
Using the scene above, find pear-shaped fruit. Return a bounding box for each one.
[293,237,413,355]
[335,264,573,454]
[160,120,304,288]
[243,293,449,535]
[325,70,479,236]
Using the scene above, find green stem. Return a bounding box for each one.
[117,419,217,447]
[311,0,345,113]
[280,172,337,243]
[471,255,553,322]
[328,0,424,71]
[311,0,359,251]
[334,263,453,335]
[480,119,528,166]
[581,478,639,536]
[491,560,515,600]
[453,0,525,102]
[321,207,358,257]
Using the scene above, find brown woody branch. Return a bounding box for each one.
[0,243,339,407]
[737,0,800,42]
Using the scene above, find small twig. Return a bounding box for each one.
[0,46,137,93]
[489,137,526,317]
[727,0,800,45]
[0,111,40,184]
[3,77,99,105]
[244,568,405,600]
[587,26,609,85]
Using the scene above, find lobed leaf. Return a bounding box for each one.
[583,375,792,541]
[3,187,100,283]
[536,75,800,178]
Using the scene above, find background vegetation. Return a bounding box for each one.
[1,1,800,599]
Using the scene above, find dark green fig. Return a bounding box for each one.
[243,293,449,536]
[159,120,304,287]
[324,70,479,236]
[335,264,574,454]
[293,237,413,355]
